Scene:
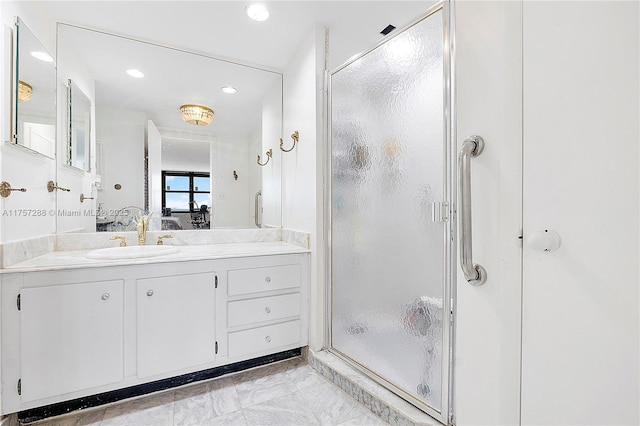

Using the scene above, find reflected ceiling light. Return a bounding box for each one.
[30,51,53,62]
[18,80,32,102]
[246,4,269,21]
[126,69,145,78]
[180,104,214,126]
[221,86,237,94]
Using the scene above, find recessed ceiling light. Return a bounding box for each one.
[221,86,238,94]
[30,51,53,62]
[246,4,269,22]
[126,69,145,78]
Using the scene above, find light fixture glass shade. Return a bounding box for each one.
[180,104,214,126]
[18,80,32,102]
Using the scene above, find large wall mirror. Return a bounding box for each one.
[57,24,283,232]
[11,17,56,158]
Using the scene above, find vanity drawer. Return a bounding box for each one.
[228,264,300,296]
[228,293,300,327]
[228,320,301,358]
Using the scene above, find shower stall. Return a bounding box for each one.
[327,2,453,423]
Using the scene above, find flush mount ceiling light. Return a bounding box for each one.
[126,69,145,78]
[30,51,53,62]
[246,4,269,21]
[221,86,238,94]
[18,80,32,102]
[180,104,214,126]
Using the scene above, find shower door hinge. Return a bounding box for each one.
[432,202,449,222]
[17,294,21,311]
[17,379,21,396]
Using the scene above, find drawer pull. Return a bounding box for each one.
[101,293,110,301]
[265,276,272,283]
[147,290,154,297]
[265,307,271,314]
[265,336,271,343]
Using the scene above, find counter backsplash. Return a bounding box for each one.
[0,228,310,268]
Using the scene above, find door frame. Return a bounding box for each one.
[323,1,456,423]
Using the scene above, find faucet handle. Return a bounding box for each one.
[157,235,173,245]
[110,235,127,247]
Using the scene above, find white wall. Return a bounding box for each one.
[248,127,262,227]
[453,1,523,424]
[147,120,162,223]
[282,25,327,351]
[95,107,145,216]
[211,137,251,228]
[56,25,97,234]
[261,82,283,228]
[0,2,58,242]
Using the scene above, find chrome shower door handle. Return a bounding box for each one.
[458,135,487,286]
[254,190,262,228]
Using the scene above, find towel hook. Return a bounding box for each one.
[280,131,300,153]
[0,182,26,198]
[47,181,71,192]
[80,194,95,203]
[257,149,272,166]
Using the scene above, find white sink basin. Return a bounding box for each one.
[86,245,180,260]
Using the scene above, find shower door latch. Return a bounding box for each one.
[431,202,449,222]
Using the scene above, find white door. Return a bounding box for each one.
[136,273,216,378]
[521,2,639,424]
[21,281,124,402]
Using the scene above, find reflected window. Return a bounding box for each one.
[162,171,211,213]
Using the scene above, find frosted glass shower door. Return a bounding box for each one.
[330,5,450,421]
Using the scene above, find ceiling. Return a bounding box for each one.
[38,1,435,140]
[40,1,434,71]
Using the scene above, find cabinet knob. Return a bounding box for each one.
[265,307,271,314]
[101,293,110,301]
[265,336,271,343]
[265,276,271,283]
[147,290,154,297]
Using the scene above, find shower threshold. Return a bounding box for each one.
[309,349,441,426]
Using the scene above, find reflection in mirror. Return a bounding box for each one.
[67,79,91,171]
[12,17,56,158]
[57,24,282,232]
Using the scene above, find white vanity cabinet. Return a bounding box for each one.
[136,273,216,378]
[224,258,305,360]
[0,251,309,415]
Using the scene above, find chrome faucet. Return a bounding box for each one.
[135,212,153,245]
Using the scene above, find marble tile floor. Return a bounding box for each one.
[22,357,389,426]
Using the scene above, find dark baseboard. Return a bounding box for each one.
[18,348,302,424]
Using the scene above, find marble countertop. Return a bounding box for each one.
[1,242,310,273]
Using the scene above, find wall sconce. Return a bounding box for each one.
[280,131,300,152]
[233,171,238,180]
[257,149,272,166]
[18,81,32,102]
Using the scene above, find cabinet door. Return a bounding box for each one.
[137,273,216,378]
[21,281,124,402]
